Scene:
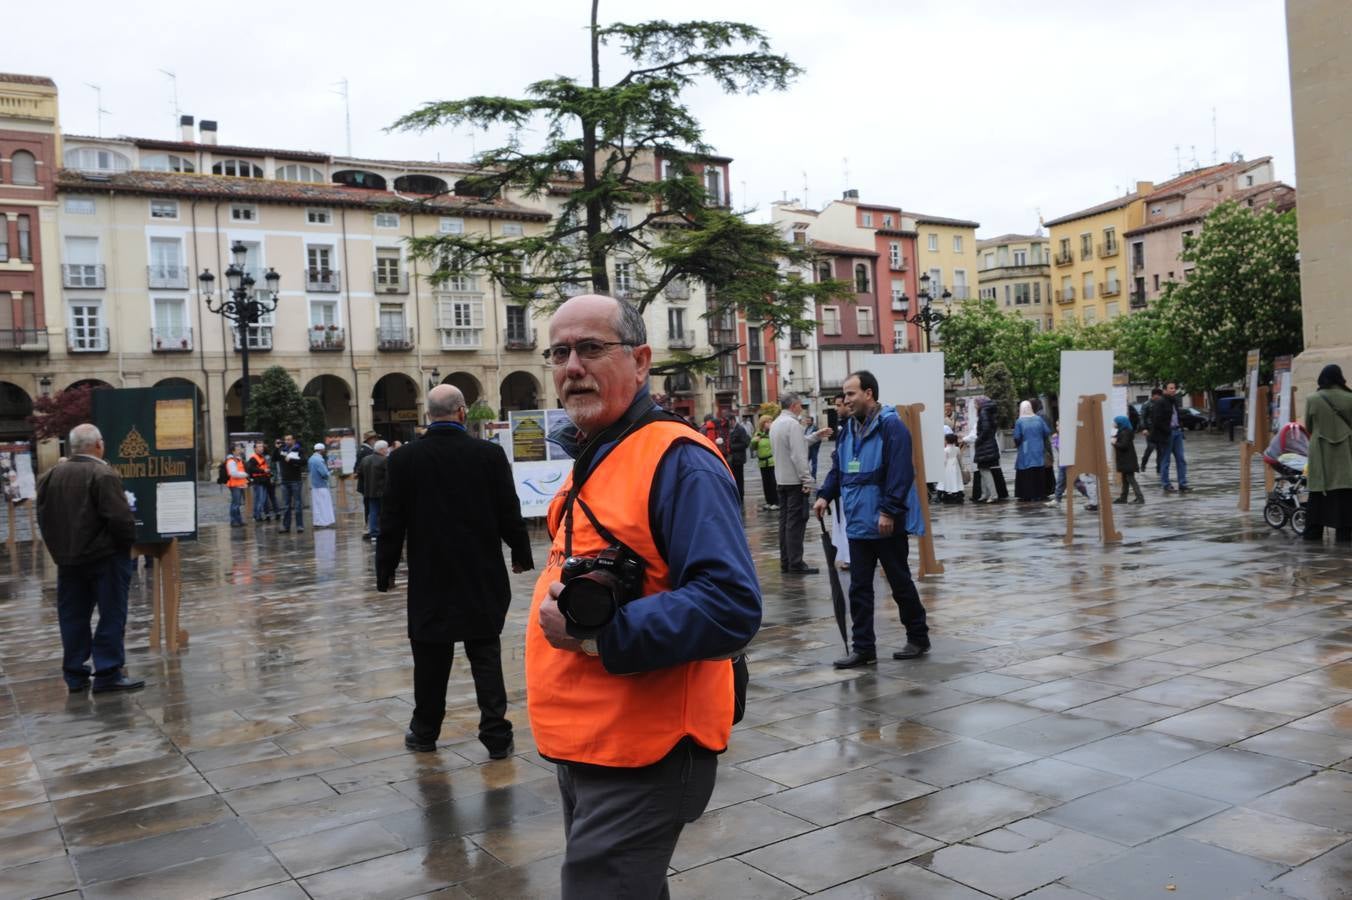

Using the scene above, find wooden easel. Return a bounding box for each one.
[895,404,944,577]
[131,539,186,653]
[1063,394,1122,546]
[1238,385,1271,512]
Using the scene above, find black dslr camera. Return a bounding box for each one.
[557,545,645,636]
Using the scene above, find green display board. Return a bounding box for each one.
[92,385,199,543]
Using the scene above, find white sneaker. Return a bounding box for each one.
[1045,498,1060,507]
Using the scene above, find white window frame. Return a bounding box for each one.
[952,235,963,253]
[230,204,258,222]
[500,222,524,237]
[856,306,874,336]
[213,159,263,178]
[149,199,179,220]
[64,147,129,173]
[306,208,332,225]
[375,212,401,229]
[275,164,325,183]
[822,305,841,336]
[151,296,191,346]
[1013,249,1027,266]
[308,298,340,328]
[927,233,938,252]
[889,243,902,268]
[438,217,464,234]
[67,299,106,351]
[63,197,95,215]
[862,212,873,227]
[883,214,894,228]
[436,293,485,348]
[614,260,634,296]
[613,208,631,230]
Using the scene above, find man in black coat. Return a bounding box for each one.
[375,384,534,758]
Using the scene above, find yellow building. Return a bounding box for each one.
[1043,182,1153,327]
[912,213,981,302]
[975,234,1053,330]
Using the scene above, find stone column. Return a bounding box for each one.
[1288,0,1352,398]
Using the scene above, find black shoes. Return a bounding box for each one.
[786,565,819,576]
[833,651,877,669]
[893,643,930,660]
[487,740,515,761]
[67,681,88,694]
[277,528,290,534]
[1178,485,1192,493]
[92,674,145,693]
[1163,485,1179,493]
[361,533,372,541]
[405,729,436,753]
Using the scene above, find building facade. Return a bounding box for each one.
[975,234,1053,330]
[1044,183,1153,327]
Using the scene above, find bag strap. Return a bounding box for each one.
[1319,391,1352,433]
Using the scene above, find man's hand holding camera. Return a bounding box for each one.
[539,582,587,653]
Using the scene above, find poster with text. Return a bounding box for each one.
[325,428,356,473]
[863,352,945,481]
[513,460,571,518]
[509,410,548,462]
[93,384,199,542]
[0,443,35,503]
[1245,349,1261,443]
[1274,355,1294,429]
[1058,351,1115,468]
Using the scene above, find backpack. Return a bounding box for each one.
[216,460,229,485]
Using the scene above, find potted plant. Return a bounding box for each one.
[466,400,496,439]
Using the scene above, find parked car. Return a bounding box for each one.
[1179,407,1211,430]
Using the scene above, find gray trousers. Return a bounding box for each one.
[556,738,718,899]
[777,485,809,569]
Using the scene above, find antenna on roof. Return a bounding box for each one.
[802,170,809,211]
[842,157,850,193]
[331,78,352,156]
[159,69,179,140]
[1174,144,1183,177]
[1190,145,1200,170]
[84,83,110,138]
[1211,107,1218,166]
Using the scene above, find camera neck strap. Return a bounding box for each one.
[561,402,692,558]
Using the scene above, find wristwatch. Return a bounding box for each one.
[580,639,599,656]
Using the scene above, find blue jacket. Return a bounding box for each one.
[548,388,762,675]
[1013,415,1050,470]
[819,404,914,540]
[308,452,330,488]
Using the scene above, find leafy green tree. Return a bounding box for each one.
[245,367,322,447]
[984,362,1018,429]
[392,2,852,374]
[1159,201,1301,390]
[937,299,1016,380]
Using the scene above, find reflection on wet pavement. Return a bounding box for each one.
[0,433,1349,897]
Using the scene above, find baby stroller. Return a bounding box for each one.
[1262,423,1309,534]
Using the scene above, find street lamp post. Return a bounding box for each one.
[902,272,953,353]
[199,241,280,429]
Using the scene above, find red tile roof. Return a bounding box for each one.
[64,134,330,163]
[54,169,551,220]
[1124,182,1295,237]
[809,239,879,257]
[1142,158,1272,201]
[1043,193,1143,228]
[905,211,981,228]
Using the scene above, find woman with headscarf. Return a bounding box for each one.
[973,396,1004,503]
[1113,415,1145,504]
[1303,364,1352,543]
[309,443,336,528]
[1012,400,1052,501]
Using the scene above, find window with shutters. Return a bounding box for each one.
[68,301,106,351]
[822,306,841,336]
[437,293,484,349]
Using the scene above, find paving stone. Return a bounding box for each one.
[1064,835,1287,900]
[873,737,1038,788]
[986,758,1129,802]
[1054,729,1218,778]
[1265,839,1352,899]
[919,817,1124,898]
[874,779,1057,843]
[1248,771,1352,831]
[759,766,935,826]
[1145,702,1296,744]
[668,858,804,899]
[72,817,259,884]
[670,800,816,871]
[1184,807,1349,866]
[737,737,898,788]
[738,816,943,893]
[81,847,289,900]
[1145,748,1317,803]
[809,862,992,899]
[1041,782,1229,846]
[269,819,408,877]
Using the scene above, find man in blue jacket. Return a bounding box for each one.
[814,370,929,668]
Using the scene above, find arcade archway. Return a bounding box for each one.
[303,375,353,429]
[372,373,419,443]
[499,371,542,413]
[441,372,481,407]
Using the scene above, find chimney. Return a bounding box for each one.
[180,115,194,143]
[1135,180,1154,196]
[200,120,218,146]
[842,189,859,201]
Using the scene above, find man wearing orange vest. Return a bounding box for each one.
[224,445,248,527]
[530,295,761,898]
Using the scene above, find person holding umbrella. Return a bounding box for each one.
[813,370,930,668]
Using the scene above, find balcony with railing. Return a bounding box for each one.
[377,326,415,351]
[68,327,109,353]
[951,286,971,301]
[790,330,809,349]
[889,256,908,272]
[667,329,695,350]
[306,269,341,292]
[893,336,908,351]
[663,280,689,301]
[373,269,409,294]
[891,296,909,313]
[747,343,764,363]
[62,264,105,289]
[711,375,739,393]
[505,327,537,351]
[439,326,481,350]
[1054,251,1074,267]
[234,326,273,351]
[148,264,189,289]
[1100,281,1122,297]
[308,326,346,351]
[0,329,49,353]
[151,327,193,352]
[1096,242,1120,258]
[1080,246,1094,261]
[1056,288,1076,304]
[1130,290,1148,309]
[708,326,737,346]
[788,377,815,394]
[1131,258,1145,274]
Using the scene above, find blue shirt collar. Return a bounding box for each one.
[427,420,466,432]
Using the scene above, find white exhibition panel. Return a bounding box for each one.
[863,352,945,482]
[1058,350,1115,467]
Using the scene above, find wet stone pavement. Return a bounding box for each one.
[0,431,1350,899]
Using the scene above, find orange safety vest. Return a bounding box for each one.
[226,457,248,489]
[249,453,271,481]
[526,420,734,768]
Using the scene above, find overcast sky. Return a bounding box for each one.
[10,0,1294,236]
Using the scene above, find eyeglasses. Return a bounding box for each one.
[542,340,634,366]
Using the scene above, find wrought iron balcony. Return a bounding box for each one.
[306,269,341,292]
[68,327,109,353]
[789,330,809,349]
[1100,281,1122,297]
[62,264,105,289]
[234,326,273,351]
[0,329,49,353]
[1054,251,1074,267]
[377,326,415,351]
[1056,288,1076,304]
[374,269,409,294]
[1096,242,1120,258]
[708,326,737,346]
[1132,258,1146,273]
[309,327,346,351]
[667,329,695,349]
[151,327,193,352]
[891,298,909,313]
[788,377,815,394]
[1129,290,1148,309]
[889,256,908,272]
[951,286,971,300]
[148,264,189,289]
[505,327,537,351]
[711,375,739,393]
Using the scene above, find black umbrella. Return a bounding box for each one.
[817,513,850,653]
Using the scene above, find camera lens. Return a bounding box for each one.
[558,574,617,631]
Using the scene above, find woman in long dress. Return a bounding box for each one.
[308,444,336,528]
[1013,400,1052,501]
[1304,364,1352,543]
[938,430,966,503]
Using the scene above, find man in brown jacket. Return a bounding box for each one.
[36,423,142,693]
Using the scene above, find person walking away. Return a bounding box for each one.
[815,370,929,668]
[275,434,306,533]
[804,414,829,480]
[750,414,778,509]
[973,397,1003,503]
[36,424,142,693]
[246,441,277,522]
[938,431,966,503]
[309,443,335,527]
[526,295,760,897]
[225,445,248,527]
[355,431,377,536]
[1114,415,1145,504]
[1140,388,1162,473]
[727,414,750,505]
[1012,400,1051,501]
[359,440,389,541]
[377,384,533,758]
[771,393,818,575]
[1303,364,1352,543]
[1151,382,1191,492]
